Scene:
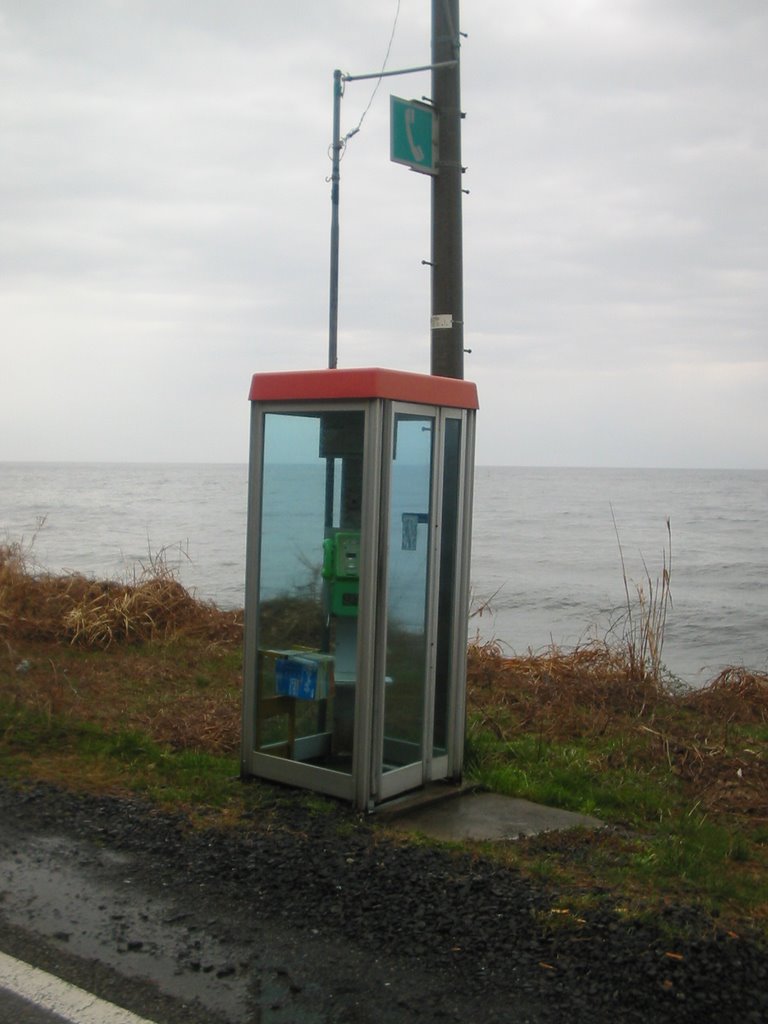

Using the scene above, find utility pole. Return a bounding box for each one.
[431,0,464,379]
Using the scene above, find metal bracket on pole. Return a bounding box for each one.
[342,60,456,83]
[328,60,458,370]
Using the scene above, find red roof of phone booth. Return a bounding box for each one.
[248,367,478,409]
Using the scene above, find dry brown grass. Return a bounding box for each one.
[142,696,241,755]
[0,633,243,756]
[683,667,768,725]
[612,511,672,683]
[466,638,768,819]
[3,543,767,815]
[0,541,242,647]
[466,637,668,740]
[1,541,244,756]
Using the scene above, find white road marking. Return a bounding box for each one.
[0,951,159,1024]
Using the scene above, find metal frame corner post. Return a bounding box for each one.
[240,400,264,777]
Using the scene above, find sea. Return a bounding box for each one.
[1,462,766,687]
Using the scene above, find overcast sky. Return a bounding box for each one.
[1,0,766,468]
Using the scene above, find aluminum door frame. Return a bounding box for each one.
[240,398,383,806]
[446,406,475,780]
[372,403,472,805]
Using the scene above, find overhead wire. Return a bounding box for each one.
[338,0,402,159]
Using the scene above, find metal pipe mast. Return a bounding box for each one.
[328,68,343,370]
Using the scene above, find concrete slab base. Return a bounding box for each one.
[384,790,603,843]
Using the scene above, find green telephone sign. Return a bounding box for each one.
[390,95,438,175]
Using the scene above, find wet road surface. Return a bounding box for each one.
[2,781,767,1024]
[1,984,72,1024]
[0,824,328,1024]
[0,948,162,1023]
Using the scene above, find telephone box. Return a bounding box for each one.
[241,368,477,811]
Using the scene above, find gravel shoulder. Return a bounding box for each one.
[0,780,766,1024]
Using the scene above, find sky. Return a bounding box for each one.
[1,0,766,469]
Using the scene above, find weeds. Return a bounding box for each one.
[610,508,672,686]
[463,638,768,923]
[0,540,241,648]
[2,539,768,925]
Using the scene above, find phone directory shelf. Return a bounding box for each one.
[241,368,478,811]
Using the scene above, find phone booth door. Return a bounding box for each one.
[374,405,469,805]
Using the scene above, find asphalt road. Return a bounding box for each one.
[0,828,264,1024]
[0,948,167,1024]
[1,985,74,1024]
[1,780,767,1024]
[0,787,454,1024]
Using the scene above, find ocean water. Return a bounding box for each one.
[1,462,766,686]
[471,466,767,685]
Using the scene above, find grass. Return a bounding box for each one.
[1,539,767,931]
[466,731,676,821]
[0,699,242,810]
[464,640,768,924]
[610,507,672,683]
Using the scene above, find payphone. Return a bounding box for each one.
[322,531,360,617]
[241,367,477,811]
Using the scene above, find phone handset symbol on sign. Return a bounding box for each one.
[405,107,424,162]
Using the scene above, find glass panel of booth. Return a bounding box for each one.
[381,411,435,776]
[254,408,366,774]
